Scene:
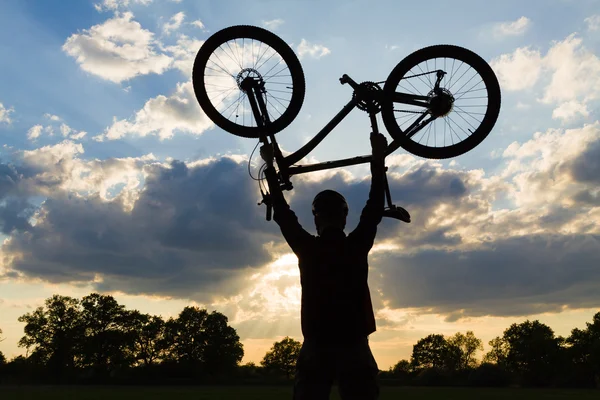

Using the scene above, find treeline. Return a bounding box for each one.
[380,314,600,388]
[0,293,598,388]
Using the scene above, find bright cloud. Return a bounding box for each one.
[0,102,14,124]
[493,16,531,37]
[552,100,590,122]
[44,113,61,121]
[585,14,600,31]
[262,19,284,30]
[164,35,204,74]
[26,125,43,141]
[541,34,600,104]
[102,80,213,140]
[163,12,185,35]
[190,20,206,30]
[492,33,600,120]
[490,47,542,90]
[62,12,172,83]
[297,39,331,60]
[94,0,152,12]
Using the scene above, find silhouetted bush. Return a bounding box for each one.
[468,363,511,387]
[413,367,448,386]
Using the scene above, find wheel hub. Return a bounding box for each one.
[237,68,264,92]
[353,81,383,113]
[428,88,454,117]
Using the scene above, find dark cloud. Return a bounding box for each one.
[283,163,473,243]
[572,190,600,206]
[372,233,600,319]
[569,139,600,184]
[2,157,282,301]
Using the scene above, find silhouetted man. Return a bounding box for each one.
[261,132,387,400]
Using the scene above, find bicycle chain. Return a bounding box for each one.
[375,69,439,86]
[375,70,439,114]
[394,109,428,114]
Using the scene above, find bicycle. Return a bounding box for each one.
[192,25,501,222]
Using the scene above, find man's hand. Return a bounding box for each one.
[370,132,388,162]
[260,144,274,164]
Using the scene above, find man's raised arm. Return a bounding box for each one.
[350,133,387,247]
[261,145,313,255]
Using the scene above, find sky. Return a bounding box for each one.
[1,0,599,370]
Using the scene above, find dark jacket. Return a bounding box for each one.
[264,161,384,344]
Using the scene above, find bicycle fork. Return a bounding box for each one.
[242,77,286,221]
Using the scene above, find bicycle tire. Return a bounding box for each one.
[193,25,306,138]
[381,45,501,159]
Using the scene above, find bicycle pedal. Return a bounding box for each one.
[382,206,411,223]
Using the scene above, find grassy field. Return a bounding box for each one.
[0,386,598,400]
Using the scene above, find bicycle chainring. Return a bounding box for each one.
[353,81,383,113]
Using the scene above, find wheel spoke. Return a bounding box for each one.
[414,64,433,88]
[448,65,471,91]
[452,71,478,97]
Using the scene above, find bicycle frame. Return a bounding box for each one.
[244,73,435,189]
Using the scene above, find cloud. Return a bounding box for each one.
[27,125,44,141]
[374,234,600,319]
[94,0,152,12]
[1,153,281,302]
[163,35,204,74]
[370,123,600,320]
[2,119,600,323]
[262,19,284,31]
[62,12,172,83]
[26,119,86,142]
[552,100,590,122]
[541,34,600,105]
[493,16,531,38]
[60,123,71,137]
[297,39,331,60]
[585,14,600,31]
[490,47,542,90]
[190,20,206,30]
[163,12,185,35]
[492,33,600,118]
[101,80,213,140]
[0,103,14,124]
[43,113,61,121]
[70,131,88,140]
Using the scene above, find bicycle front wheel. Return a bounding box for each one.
[382,45,501,159]
[192,25,306,138]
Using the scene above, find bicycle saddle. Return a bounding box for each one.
[383,206,411,223]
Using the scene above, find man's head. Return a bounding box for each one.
[312,190,348,235]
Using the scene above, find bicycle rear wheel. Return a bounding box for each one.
[193,25,306,138]
[382,45,501,159]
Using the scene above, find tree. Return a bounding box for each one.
[165,306,243,377]
[201,311,244,376]
[0,328,5,365]
[261,336,302,379]
[391,359,412,375]
[483,336,509,365]
[566,312,600,387]
[122,311,167,367]
[410,334,461,372]
[79,293,132,375]
[18,295,83,378]
[501,320,562,386]
[448,331,483,370]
